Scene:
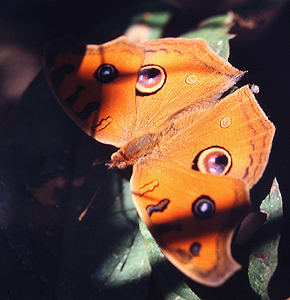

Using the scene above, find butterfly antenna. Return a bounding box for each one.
[92,158,111,166]
[78,170,111,221]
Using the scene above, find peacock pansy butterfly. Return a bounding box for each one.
[44,36,275,287]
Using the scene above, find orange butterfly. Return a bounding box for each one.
[44,36,275,286]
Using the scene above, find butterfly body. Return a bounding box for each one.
[44,36,275,287]
[109,132,163,169]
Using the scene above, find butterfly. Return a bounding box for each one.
[44,36,275,287]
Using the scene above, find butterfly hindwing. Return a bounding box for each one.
[131,159,251,287]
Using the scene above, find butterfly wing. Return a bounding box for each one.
[131,159,251,287]
[129,85,274,287]
[44,37,246,147]
[44,36,275,287]
[44,36,144,147]
[158,85,275,188]
[133,38,245,132]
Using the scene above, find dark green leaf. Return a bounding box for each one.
[181,13,235,59]
[248,179,283,300]
[140,221,202,300]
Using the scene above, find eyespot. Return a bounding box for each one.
[192,196,215,220]
[136,65,166,94]
[190,242,201,256]
[192,146,232,175]
[94,64,118,83]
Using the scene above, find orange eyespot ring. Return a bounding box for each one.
[192,146,232,176]
[136,65,166,94]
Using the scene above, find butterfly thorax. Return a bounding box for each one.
[108,132,162,169]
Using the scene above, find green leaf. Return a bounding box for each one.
[127,10,172,40]
[181,13,235,59]
[125,10,234,60]
[90,180,152,299]
[140,221,202,300]
[123,5,234,61]
[248,179,283,300]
